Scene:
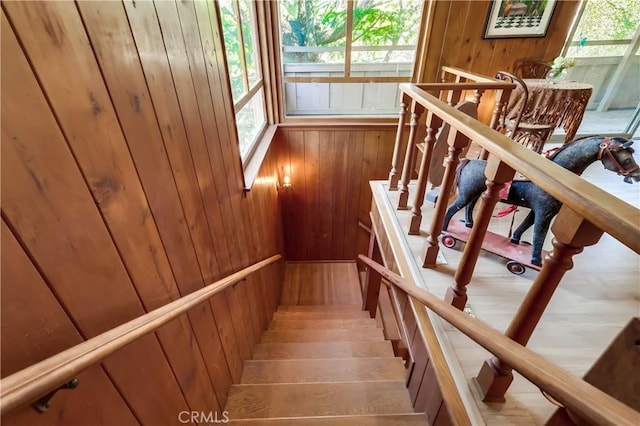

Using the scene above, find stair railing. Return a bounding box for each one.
[359,254,640,426]
[0,254,282,416]
[386,74,639,403]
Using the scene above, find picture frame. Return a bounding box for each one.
[483,0,557,39]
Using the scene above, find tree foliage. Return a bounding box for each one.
[279,0,422,63]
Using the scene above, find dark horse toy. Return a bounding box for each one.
[443,136,640,266]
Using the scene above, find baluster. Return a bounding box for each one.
[446,89,462,107]
[444,157,515,308]
[388,94,410,190]
[398,101,425,210]
[409,112,443,235]
[475,206,603,402]
[481,88,512,160]
[472,88,484,107]
[422,128,471,266]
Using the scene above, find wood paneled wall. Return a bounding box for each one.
[420,0,580,82]
[276,127,397,261]
[1,1,284,424]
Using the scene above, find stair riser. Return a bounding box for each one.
[240,358,407,384]
[226,381,414,419]
[261,329,384,343]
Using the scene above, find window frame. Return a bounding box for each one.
[276,0,427,118]
[218,0,268,164]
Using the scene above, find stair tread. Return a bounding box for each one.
[252,342,394,359]
[228,413,429,425]
[269,318,378,330]
[261,328,384,343]
[241,357,406,384]
[272,311,370,320]
[226,381,414,419]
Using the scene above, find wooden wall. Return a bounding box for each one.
[1,1,284,424]
[276,127,397,261]
[420,0,581,82]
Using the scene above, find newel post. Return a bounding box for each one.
[445,156,515,309]
[389,93,410,190]
[398,101,425,210]
[475,206,604,402]
[422,128,472,266]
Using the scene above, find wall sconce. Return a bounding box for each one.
[277,166,292,191]
[281,174,292,189]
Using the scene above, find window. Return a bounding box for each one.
[278,0,423,116]
[218,0,267,160]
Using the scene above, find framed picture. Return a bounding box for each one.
[483,0,557,39]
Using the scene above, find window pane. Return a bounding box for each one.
[280,0,347,65]
[279,0,422,116]
[238,0,260,88]
[219,0,246,101]
[237,88,266,159]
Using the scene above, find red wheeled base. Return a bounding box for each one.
[441,220,541,275]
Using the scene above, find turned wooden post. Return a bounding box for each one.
[475,206,604,402]
[388,94,410,190]
[445,89,462,107]
[422,128,471,266]
[363,230,383,318]
[472,88,484,107]
[481,88,512,160]
[409,112,443,235]
[398,102,425,210]
[445,157,515,309]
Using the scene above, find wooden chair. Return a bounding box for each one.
[513,58,551,79]
[495,71,556,154]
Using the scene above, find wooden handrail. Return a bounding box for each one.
[0,254,282,415]
[399,83,640,254]
[441,66,497,83]
[359,254,640,426]
[414,82,515,91]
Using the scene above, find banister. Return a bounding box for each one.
[399,83,640,254]
[359,254,640,426]
[0,254,282,416]
[440,66,498,83]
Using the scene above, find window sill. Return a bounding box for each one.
[242,124,278,192]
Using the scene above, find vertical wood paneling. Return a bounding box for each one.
[76,1,226,411]
[279,127,396,261]
[332,131,350,259]
[1,6,189,421]
[0,221,138,425]
[2,0,284,422]
[421,0,580,82]
[344,131,366,257]
[317,131,336,257]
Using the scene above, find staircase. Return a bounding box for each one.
[225,304,427,425]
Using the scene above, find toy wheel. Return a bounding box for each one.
[507,261,526,275]
[442,235,457,248]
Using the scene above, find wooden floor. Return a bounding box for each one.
[280,262,363,306]
[372,145,640,425]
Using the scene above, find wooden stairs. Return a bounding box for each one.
[225,304,428,425]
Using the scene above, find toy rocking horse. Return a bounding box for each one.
[443,136,640,267]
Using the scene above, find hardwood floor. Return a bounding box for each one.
[280,262,363,306]
[371,147,639,425]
